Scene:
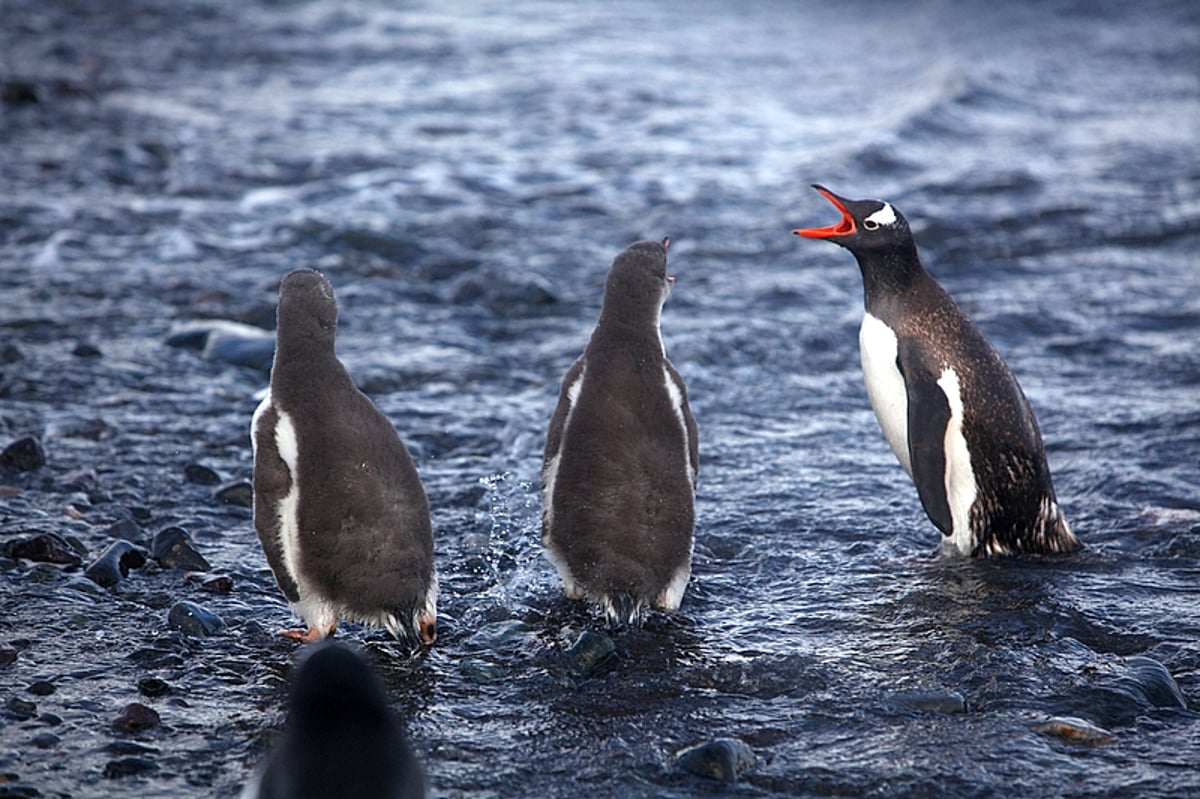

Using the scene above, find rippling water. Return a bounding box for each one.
[1,0,1198,796]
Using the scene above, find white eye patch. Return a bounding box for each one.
[863,203,897,230]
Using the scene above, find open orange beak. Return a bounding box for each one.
[792,185,857,239]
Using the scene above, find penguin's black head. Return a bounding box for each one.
[287,643,391,732]
[792,185,912,255]
[603,237,673,320]
[277,268,338,345]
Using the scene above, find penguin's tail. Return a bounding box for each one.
[602,592,647,626]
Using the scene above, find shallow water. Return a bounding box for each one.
[1,0,1198,796]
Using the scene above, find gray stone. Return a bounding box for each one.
[562,631,616,677]
[0,436,45,472]
[675,738,755,783]
[167,601,225,636]
[83,540,147,588]
[150,527,210,571]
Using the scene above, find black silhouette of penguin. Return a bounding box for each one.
[242,642,426,799]
[793,186,1080,556]
[252,268,437,643]
[542,238,699,622]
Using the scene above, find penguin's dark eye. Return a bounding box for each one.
[863,219,880,231]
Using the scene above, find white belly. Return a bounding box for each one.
[859,313,912,476]
[935,367,979,555]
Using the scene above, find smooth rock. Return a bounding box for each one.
[27,680,55,696]
[8,533,81,567]
[150,527,210,571]
[31,732,59,749]
[0,436,45,472]
[137,677,172,698]
[203,326,275,371]
[675,738,756,783]
[184,571,233,593]
[1034,716,1117,746]
[183,463,221,485]
[167,601,225,636]
[103,757,159,778]
[0,646,17,666]
[83,540,147,588]
[1121,656,1187,709]
[112,702,161,734]
[213,480,253,508]
[889,689,967,714]
[6,697,37,720]
[562,631,616,678]
[107,518,143,541]
[72,341,102,358]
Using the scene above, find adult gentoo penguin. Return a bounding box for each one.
[792,186,1080,556]
[251,268,437,644]
[541,238,699,623]
[241,642,426,799]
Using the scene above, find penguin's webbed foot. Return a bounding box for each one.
[278,623,336,643]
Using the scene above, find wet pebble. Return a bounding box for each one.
[83,540,147,588]
[889,688,967,714]
[184,571,233,593]
[1120,656,1187,709]
[674,738,756,783]
[71,341,102,358]
[1033,716,1116,746]
[0,646,17,667]
[214,480,253,507]
[103,757,159,779]
[7,532,83,567]
[6,697,37,721]
[31,732,59,749]
[167,601,226,636]
[106,518,143,541]
[562,631,616,678]
[26,681,55,697]
[0,436,45,472]
[137,677,172,698]
[112,702,161,734]
[183,463,221,485]
[203,326,275,371]
[37,712,62,726]
[150,526,211,571]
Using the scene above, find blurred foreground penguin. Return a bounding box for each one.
[242,643,426,799]
[252,268,437,644]
[793,186,1080,556]
[542,238,699,623]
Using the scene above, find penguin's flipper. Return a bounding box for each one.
[897,340,954,535]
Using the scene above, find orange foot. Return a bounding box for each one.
[278,623,336,643]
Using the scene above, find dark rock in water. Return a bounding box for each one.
[889,688,967,714]
[183,463,221,485]
[72,341,103,358]
[1120,656,1187,709]
[8,532,82,567]
[167,601,226,636]
[106,518,143,542]
[0,645,17,666]
[27,680,55,696]
[184,571,233,593]
[103,757,159,778]
[6,696,37,720]
[112,702,161,734]
[31,731,60,749]
[0,436,46,472]
[150,526,210,571]
[38,712,63,726]
[1,79,40,106]
[137,677,172,698]
[83,540,147,588]
[674,738,756,783]
[214,480,253,508]
[562,631,616,677]
[0,341,24,363]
